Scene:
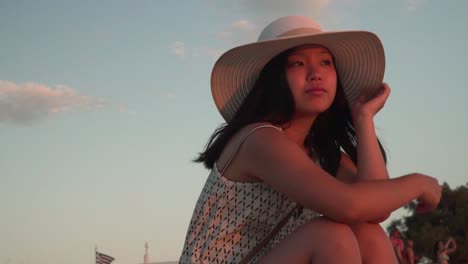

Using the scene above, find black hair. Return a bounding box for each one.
[194,48,387,176]
[433,240,444,261]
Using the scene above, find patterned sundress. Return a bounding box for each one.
[179,124,321,263]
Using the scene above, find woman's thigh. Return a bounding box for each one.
[258,217,361,264]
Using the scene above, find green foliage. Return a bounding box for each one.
[386,183,468,263]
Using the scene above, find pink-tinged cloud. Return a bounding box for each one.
[0,80,103,124]
[170,41,185,58]
[242,0,331,17]
[218,19,257,45]
[116,103,136,116]
[231,20,256,31]
[407,0,419,11]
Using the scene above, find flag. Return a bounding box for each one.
[96,251,115,264]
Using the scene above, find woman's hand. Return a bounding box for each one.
[446,237,457,252]
[415,173,442,214]
[351,82,391,122]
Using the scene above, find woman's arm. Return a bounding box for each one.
[394,246,403,263]
[336,153,390,223]
[407,248,415,264]
[351,82,391,181]
[445,238,457,254]
[239,127,441,224]
[337,83,391,222]
[353,115,389,180]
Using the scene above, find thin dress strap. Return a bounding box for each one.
[219,124,282,176]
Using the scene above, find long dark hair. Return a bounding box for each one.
[433,240,444,261]
[195,48,387,176]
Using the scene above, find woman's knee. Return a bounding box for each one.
[350,222,391,247]
[350,222,397,263]
[259,218,361,264]
[303,218,361,261]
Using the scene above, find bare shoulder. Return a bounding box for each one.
[242,123,287,152]
[240,124,317,181]
[217,122,284,182]
[218,122,283,165]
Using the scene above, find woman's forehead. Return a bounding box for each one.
[288,44,331,56]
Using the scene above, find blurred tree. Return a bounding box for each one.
[386,182,468,263]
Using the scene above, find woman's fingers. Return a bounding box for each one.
[415,200,432,214]
[351,82,391,120]
[368,82,391,108]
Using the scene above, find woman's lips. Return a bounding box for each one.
[305,88,326,95]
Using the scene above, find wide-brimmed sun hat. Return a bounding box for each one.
[211,16,386,121]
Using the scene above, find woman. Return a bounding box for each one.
[390,229,405,263]
[404,240,415,264]
[434,237,457,264]
[179,16,441,263]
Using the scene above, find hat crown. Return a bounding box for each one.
[258,16,323,41]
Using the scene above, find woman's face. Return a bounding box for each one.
[284,45,337,118]
[391,230,401,238]
[438,241,445,249]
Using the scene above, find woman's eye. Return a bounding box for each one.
[321,59,332,66]
[288,61,304,67]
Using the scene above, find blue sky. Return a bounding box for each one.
[1,0,467,263]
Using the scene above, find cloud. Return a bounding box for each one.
[116,103,136,116]
[407,0,424,11]
[207,0,333,58]
[407,0,417,10]
[218,19,257,45]
[0,80,103,125]
[171,19,255,61]
[159,91,176,99]
[241,0,331,17]
[231,19,257,31]
[170,19,256,60]
[170,41,185,58]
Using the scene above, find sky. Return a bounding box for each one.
[1,0,467,263]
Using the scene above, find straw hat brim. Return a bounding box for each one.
[211,31,385,122]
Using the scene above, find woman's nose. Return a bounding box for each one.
[307,66,321,81]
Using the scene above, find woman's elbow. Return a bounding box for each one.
[368,213,391,224]
[342,202,363,223]
[329,199,362,224]
[335,199,389,224]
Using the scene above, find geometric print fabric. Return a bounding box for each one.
[179,124,320,263]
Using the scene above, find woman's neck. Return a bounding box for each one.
[281,115,317,149]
